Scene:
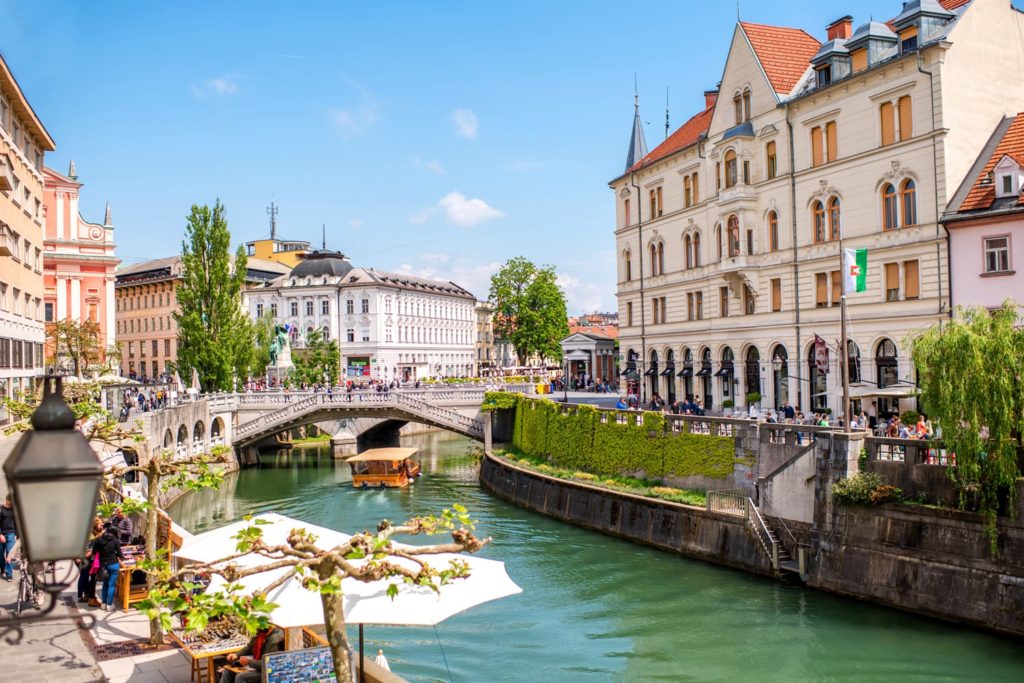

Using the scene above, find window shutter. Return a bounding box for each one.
[816,273,827,306]
[825,121,838,162]
[831,269,842,305]
[692,173,699,203]
[904,260,920,299]
[880,102,895,146]
[771,278,781,312]
[811,127,823,166]
[898,95,913,140]
[885,263,900,299]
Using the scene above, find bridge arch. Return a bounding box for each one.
[211,417,224,445]
[176,424,188,446]
[163,429,173,448]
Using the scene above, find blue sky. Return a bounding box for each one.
[1,0,917,313]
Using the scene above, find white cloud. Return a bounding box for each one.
[409,207,435,225]
[330,105,378,138]
[349,219,364,229]
[191,75,240,98]
[438,191,503,227]
[557,273,608,314]
[415,157,444,175]
[450,108,479,139]
[394,259,501,300]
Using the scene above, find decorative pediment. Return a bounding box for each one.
[807,179,842,207]
[618,187,631,198]
[876,160,918,188]
[758,124,779,138]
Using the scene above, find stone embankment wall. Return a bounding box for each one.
[479,452,774,577]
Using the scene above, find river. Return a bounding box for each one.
[169,432,1024,682]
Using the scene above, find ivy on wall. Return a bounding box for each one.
[504,396,735,480]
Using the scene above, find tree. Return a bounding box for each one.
[175,201,254,392]
[292,328,340,386]
[142,507,487,682]
[489,257,569,366]
[245,314,277,380]
[102,342,124,375]
[48,318,102,377]
[912,302,1024,549]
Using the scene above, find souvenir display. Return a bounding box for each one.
[263,646,334,683]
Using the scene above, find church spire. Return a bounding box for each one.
[68,159,77,179]
[624,88,648,173]
[104,202,112,226]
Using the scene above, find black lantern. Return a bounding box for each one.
[3,376,104,563]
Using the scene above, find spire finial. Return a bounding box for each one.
[624,81,649,173]
[634,73,639,110]
[665,86,670,141]
[104,202,112,226]
[322,223,326,250]
[68,160,77,179]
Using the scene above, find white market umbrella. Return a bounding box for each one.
[176,513,351,565]
[190,368,202,393]
[173,371,185,393]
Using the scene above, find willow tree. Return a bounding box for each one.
[912,302,1024,547]
[142,507,487,682]
[175,201,253,391]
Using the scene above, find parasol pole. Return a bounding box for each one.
[359,624,365,683]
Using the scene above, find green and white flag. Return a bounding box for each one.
[843,248,867,293]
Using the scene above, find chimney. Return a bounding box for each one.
[826,15,853,41]
[704,89,718,109]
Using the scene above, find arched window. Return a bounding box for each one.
[649,244,658,275]
[665,349,676,403]
[657,241,665,275]
[720,347,735,401]
[875,339,898,388]
[807,345,828,412]
[649,349,660,400]
[745,346,761,396]
[827,196,841,241]
[900,179,917,226]
[767,211,779,252]
[742,88,751,122]
[882,183,898,230]
[700,347,713,408]
[715,224,723,260]
[812,200,826,244]
[681,347,694,400]
[846,340,861,385]
[771,345,789,409]
[684,235,693,269]
[724,150,738,188]
[733,93,743,125]
[727,215,741,257]
[624,250,632,281]
[693,232,701,267]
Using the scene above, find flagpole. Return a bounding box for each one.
[839,237,851,434]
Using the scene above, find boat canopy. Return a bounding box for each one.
[347,447,420,463]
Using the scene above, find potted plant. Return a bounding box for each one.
[745,391,762,408]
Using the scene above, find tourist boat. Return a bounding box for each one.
[348,447,422,488]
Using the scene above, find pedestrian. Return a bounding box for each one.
[78,516,104,605]
[0,494,17,581]
[219,625,285,683]
[91,522,124,611]
[111,508,133,544]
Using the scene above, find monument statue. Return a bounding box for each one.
[269,324,293,368]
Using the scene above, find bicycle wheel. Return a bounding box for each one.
[16,572,29,615]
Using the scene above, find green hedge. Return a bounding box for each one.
[508,396,735,480]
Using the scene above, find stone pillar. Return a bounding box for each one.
[331,431,357,459]
[484,412,493,453]
[70,277,81,321]
[56,276,67,320]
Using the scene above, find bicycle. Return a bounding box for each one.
[15,560,55,614]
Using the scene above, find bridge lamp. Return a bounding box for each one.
[3,376,104,563]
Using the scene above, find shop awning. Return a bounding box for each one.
[644,368,657,376]
[660,367,675,376]
[714,368,732,377]
[677,367,693,377]
[696,368,712,377]
[849,385,916,399]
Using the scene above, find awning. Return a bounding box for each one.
[660,367,675,376]
[677,367,693,377]
[696,368,712,377]
[849,385,916,399]
[714,368,732,377]
[643,368,657,377]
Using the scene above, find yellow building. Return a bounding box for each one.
[244,237,311,268]
[1,53,56,420]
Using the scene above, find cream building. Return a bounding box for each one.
[0,54,55,418]
[613,0,1024,419]
[474,301,495,376]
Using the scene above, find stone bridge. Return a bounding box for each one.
[134,386,534,460]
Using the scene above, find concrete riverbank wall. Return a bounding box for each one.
[479,452,775,577]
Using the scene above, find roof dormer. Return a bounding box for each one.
[892,0,955,54]
[846,21,898,71]
[811,16,854,88]
[993,155,1023,199]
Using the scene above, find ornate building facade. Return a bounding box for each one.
[42,162,120,364]
[0,53,55,418]
[245,250,477,381]
[613,0,1024,418]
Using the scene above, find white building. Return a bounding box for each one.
[612,0,1024,419]
[244,250,477,381]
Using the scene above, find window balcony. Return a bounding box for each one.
[718,254,749,274]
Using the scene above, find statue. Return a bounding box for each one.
[269,324,291,366]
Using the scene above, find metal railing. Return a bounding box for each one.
[746,498,779,570]
[706,489,748,517]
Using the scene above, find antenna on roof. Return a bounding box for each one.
[322,223,326,250]
[267,201,278,240]
[665,86,670,140]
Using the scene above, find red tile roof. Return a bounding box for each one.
[740,21,821,95]
[940,0,971,11]
[569,325,618,340]
[628,105,714,173]
[959,113,1024,211]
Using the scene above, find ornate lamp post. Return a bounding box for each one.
[1,375,103,642]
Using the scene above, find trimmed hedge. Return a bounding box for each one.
[507,396,735,480]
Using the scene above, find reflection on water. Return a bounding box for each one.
[170,432,1024,682]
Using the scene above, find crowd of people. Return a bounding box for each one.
[74,507,134,610]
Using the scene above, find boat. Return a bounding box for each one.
[348,447,422,489]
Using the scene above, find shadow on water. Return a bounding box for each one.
[169,432,1024,683]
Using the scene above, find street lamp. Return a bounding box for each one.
[1,375,103,641]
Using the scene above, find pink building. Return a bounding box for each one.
[42,161,119,362]
[944,114,1024,313]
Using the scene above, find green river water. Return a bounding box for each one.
[169,432,1024,682]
